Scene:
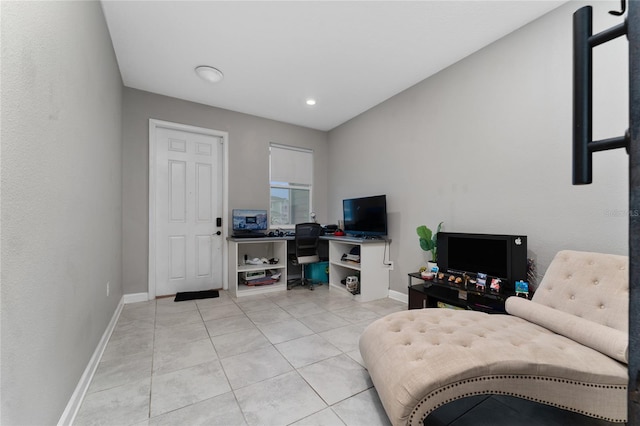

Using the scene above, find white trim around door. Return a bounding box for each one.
[148,119,229,300]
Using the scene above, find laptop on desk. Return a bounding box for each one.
[232,231,266,238]
[232,209,268,238]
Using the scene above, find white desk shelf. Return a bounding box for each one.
[327,237,391,302]
[228,235,391,301]
[228,238,288,297]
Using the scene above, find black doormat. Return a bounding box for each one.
[174,289,220,302]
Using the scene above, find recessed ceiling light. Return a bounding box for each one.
[195,66,224,83]
[306,99,317,106]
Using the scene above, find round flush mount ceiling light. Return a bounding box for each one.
[305,99,317,106]
[195,66,224,83]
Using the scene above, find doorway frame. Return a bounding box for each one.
[148,119,229,300]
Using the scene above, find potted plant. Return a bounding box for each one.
[417,222,443,274]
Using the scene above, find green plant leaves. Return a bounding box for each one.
[419,237,435,251]
[416,222,443,261]
[416,225,432,241]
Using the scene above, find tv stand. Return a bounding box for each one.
[408,272,517,313]
[346,233,364,239]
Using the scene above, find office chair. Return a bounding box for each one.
[287,222,322,291]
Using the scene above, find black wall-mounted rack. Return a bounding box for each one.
[573,5,628,185]
[573,1,639,423]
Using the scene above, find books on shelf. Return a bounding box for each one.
[437,301,465,310]
[244,278,278,286]
[341,253,361,263]
[241,272,281,286]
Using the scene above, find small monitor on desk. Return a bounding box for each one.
[232,209,268,234]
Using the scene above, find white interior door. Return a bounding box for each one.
[154,125,224,296]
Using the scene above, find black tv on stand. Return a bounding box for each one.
[342,194,387,238]
[436,232,527,292]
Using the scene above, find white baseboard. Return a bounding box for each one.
[123,292,150,304]
[388,289,408,305]
[57,296,124,426]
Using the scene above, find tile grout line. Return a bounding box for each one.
[80,289,404,425]
[217,296,253,426]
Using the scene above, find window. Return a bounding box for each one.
[269,143,313,227]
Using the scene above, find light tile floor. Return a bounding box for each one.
[74,284,404,426]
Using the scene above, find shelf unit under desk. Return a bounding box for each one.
[227,235,392,301]
[228,237,288,297]
[325,236,391,302]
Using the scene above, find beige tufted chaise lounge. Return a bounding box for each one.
[359,250,629,425]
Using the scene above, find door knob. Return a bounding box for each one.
[213,231,222,236]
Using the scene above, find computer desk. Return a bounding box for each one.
[227,235,392,302]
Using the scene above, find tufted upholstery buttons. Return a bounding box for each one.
[359,250,630,426]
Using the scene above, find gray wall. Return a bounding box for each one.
[1,1,123,424]
[0,2,629,422]
[328,0,629,294]
[122,88,329,295]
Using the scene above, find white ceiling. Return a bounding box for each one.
[101,1,567,131]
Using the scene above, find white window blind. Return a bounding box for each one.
[270,144,313,185]
[269,144,313,226]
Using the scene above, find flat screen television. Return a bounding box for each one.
[437,232,527,290]
[342,195,387,237]
[232,209,268,232]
